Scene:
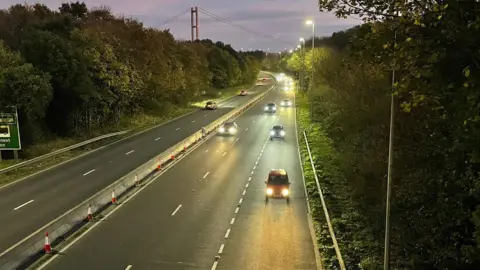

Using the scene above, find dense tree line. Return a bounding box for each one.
[0,2,261,149]
[280,1,480,269]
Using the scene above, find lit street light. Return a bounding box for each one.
[289,49,293,53]
[305,19,315,119]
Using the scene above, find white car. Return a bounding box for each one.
[280,99,292,107]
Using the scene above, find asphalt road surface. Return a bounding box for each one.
[41,79,318,270]
[0,76,273,253]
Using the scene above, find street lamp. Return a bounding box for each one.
[289,49,293,53]
[306,19,315,119]
[299,38,306,92]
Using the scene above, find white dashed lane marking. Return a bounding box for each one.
[83,169,95,176]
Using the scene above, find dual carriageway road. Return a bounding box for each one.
[2,75,321,270]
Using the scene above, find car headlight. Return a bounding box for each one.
[229,127,235,133]
[282,189,289,196]
[270,131,275,135]
[264,106,268,111]
[219,127,225,133]
[281,102,285,106]
[280,131,285,136]
[288,102,292,105]
[267,188,273,195]
[273,108,276,111]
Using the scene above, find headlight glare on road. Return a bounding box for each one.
[280,131,285,136]
[219,127,225,133]
[282,189,289,196]
[267,188,273,195]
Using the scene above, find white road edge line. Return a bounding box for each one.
[218,244,225,254]
[83,169,95,176]
[225,229,231,238]
[13,199,34,211]
[211,261,219,270]
[125,150,135,155]
[203,172,210,179]
[155,137,161,141]
[230,217,235,224]
[125,265,133,270]
[171,204,183,216]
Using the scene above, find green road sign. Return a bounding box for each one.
[0,111,21,150]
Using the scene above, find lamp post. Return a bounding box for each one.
[299,37,305,92]
[306,19,315,119]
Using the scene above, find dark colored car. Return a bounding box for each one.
[270,125,285,140]
[263,102,277,113]
[205,101,217,110]
[217,121,238,136]
[265,169,290,203]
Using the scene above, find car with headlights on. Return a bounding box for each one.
[280,99,292,107]
[217,121,238,136]
[239,90,248,96]
[270,125,285,140]
[263,102,277,113]
[265,169,290,203]
[205,101,217,110]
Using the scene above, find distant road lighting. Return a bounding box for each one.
[289,49,293,53]
[305,20,313,25]
[299,37,305,42]
[297,45,301,48]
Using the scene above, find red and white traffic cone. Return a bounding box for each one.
[87,204,93,221]
[111,190,117,204]
[44,232,51,253]
[134,174,139,187]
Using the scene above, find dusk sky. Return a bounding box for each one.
[0,0,361,51]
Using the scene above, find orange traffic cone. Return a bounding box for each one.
[111,190,117,204]
[87,204,93,221]
[44,232,51,253]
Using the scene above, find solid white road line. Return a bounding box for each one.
[171,204,182,216]
[83,169,95,176]
[125,150,135,155]
[13,200,34,211]
[225,229,231,238]
[218,244,225,254]
[125,265,133,270]
[155,137,162,141]
[203,172,210,179]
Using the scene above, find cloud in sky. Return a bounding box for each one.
[0,0,361,51]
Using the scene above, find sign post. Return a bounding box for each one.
[0,106,21,152]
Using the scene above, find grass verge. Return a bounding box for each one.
[0,83,255,187]
[296,91,346,269]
